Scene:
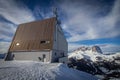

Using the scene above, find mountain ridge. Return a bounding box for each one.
[68,46,120,80]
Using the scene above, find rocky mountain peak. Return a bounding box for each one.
[74,46,103,54]
[92,46,103,54]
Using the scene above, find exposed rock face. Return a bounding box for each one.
[92,46,103,54]
[74,46,103,54]
[68,57,120,80]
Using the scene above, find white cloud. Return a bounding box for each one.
[68,43,81,52]
[0,0,35,24]
[0,42,10,53]
[99,44,120,53]
[0,0,119,53]
[59,0,120,42]
[0,0,36,53]
[33,6,53,19]
[0,22,16,41]
[0,22,16,54]
[68,43,120,53]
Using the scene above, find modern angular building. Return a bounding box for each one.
[5,17,68,63]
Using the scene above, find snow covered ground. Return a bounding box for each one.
[0,61,98,80]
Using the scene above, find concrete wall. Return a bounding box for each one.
[52,24,68,62]
[57,25,68,54]
[59,57,68,63]
[51,50,64,62]
[12,51,52,62]
[54,25,68,53]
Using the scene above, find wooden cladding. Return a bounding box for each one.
[9,17,56,52]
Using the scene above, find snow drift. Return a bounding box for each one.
[0,61,98,80]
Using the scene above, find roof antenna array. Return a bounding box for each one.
[53,7,58,18]
[52,7,61,25]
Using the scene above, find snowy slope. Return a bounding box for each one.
[0,61,98,80]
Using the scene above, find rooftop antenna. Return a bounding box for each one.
[53,7,58,18]
[52,7,61,25]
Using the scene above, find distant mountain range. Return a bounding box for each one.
[68,46,120,80]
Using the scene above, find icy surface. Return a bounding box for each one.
[0,61,98,80]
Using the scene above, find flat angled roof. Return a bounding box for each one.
[9,17,56,52]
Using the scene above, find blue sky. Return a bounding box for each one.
[0,0,120,53]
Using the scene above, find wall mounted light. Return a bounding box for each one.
[16,43,20,46]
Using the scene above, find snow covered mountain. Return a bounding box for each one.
[68,46,120,80]
[0,61,98,80]
[69,46,120,62]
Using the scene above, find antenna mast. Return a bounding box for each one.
[52,7,61,25]
[53,7,58,18]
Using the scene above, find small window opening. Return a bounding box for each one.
[41,41,46,43]
[43,54,46,58]
[55,53,57,56]
[61,53,65,57]
[40,40,50,44]
[43,54,46,62]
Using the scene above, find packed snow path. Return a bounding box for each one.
[0,61,98,80]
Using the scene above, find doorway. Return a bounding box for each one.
[43,54,46,62]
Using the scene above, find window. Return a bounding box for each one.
[55,53,57,56]
[40,40,50,44]
[61,53,65,57]
[41,41,46,43]
[46,41,50,43]
[43,54,46,62]
[12,54,15,60]
[43,54,46,58]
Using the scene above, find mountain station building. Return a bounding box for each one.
[5,17,68,63]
